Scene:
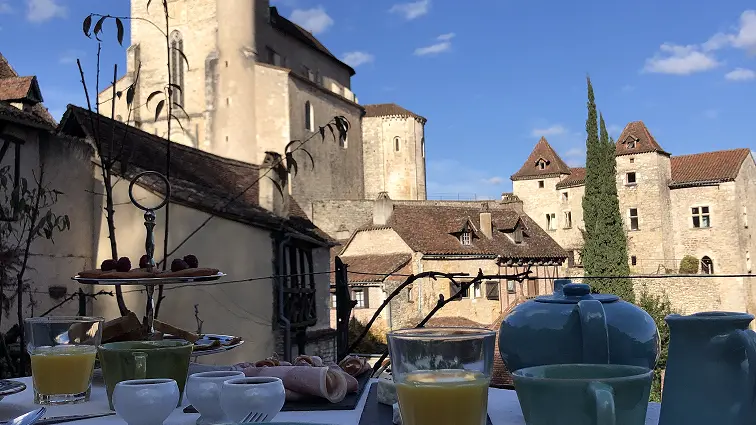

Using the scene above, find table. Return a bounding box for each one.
[0,377,662,424]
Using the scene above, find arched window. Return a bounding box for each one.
[339,131,347,149]
[701,256,714,275]
[170,30,185,107]
[305,101,313,131]
[394,137,400,152]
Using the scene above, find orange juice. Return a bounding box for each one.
[395,369,489,425]
[31,345,97,395]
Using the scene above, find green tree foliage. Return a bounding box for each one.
[678,255,699,274]
[581,78,633,301]
[348,317,386,354]
[635,287,677,402]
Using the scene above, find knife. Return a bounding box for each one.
[0,412,117,425]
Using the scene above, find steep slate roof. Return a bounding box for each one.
[555,167,586,189]
[670,148,752,187]
[366,205,566,260]
[615,121,670,156]
[57,104,333,246]
[269,7,356,77]
[363,103,427,124]
[511,137,572,180]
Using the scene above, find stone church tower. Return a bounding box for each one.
[98,0,428,224]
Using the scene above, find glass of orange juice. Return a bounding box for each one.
[387,327,496,425]
[24,316,104,405]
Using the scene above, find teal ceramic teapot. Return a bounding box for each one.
[498,279,659,372]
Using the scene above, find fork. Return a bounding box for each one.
[241,412,269,423]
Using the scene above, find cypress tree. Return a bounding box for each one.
[581,79,633,301]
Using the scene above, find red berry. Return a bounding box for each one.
[183,254,199,269]
[139,255,152,269]
[116,257,132,272]
[101,259,117,271]
[171,258,189,272]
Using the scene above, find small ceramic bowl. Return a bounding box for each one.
[186,370,245,425]
[220,377,286,423]
[113,378,179,425]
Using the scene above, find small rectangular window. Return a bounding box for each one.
[629,208,639,231]
[546,213,557,231]
[353,289,366,308]
[450,282,468,300]
[692,206,711,228]
[330,292,337,308]
[745,206,749,228]
[631,256,637,266]
[538,180,545,188]
[561,192,569,202]
[514,227,523,244]
[629,157,635,163]
[485,281,500,300]
[626,172,637,185]
[473,282,482,298]
[567,251,575,268]
[506,280,516,294]
[407,285,415,303]
[460,232,472,245]
[563,211,572,229]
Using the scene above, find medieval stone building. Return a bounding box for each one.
[512,121,755,279]
[98,0,428,226]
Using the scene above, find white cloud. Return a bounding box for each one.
[414,33,455,56]
[26,0,67,23]
[426,159,506,200]
[341,51,374,67]
[290,6,333,35]
[530,125,566,138]
[483,177,504,185]
[725,67,756,81]
[562,147,586,168]
[59,49,86,65]
[728,10,756,54]
[643,43,720,75]
[389,0,430,20]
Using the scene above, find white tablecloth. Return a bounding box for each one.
[0,377,661,424]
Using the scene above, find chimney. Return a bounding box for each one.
[259,151,289,217]
[480,212,493,239]
[373,192,394,226]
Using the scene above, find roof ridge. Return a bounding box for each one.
[671,147,750,159]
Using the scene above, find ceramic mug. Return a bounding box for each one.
[98,340,193,410]
[220,377,286,423]
[512,364,653,425]
[186,371,245,425]
[113,378,180,425]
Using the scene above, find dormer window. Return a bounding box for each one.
[625,136,639,149]
[514,227,523,244]
[460,232,472,245]
[535,158,549,170]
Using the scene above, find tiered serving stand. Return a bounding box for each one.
[71,171,243,356]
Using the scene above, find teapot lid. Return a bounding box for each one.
[535,283,619,304]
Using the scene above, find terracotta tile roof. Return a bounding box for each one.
[615,121,670,157]
[0,53,17,79]
[511,137,572,180]
[424,317,484,328]
[555,167,586,189]
[269,7,356,77]
[363,103,427,124]
[0,76,38,102]
[670,148,752,186]
[57,104,333,246]
[0,102,55,131]
[340,254,412,283]
[368,205,566,260]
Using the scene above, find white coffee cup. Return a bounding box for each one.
[113,378,180,425]
[186,371,245,425]
[220,377,286,423]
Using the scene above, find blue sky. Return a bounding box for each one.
[2,0,755,200]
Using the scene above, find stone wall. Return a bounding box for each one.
[362,116,426,201]
[341,229,413,256]
[287,75,365,218]
[311,200,374,240]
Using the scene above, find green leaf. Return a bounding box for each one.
[146,90,162,108]
[267,176,284,198]
[285,152,298,176]
[300,148,315,170]
[154,99,165,121]
[126,85,136,105]
[170,114,185,132]
[116,18,125,46]
[93,16,107,40]
[175,48,190,70]
[83,15,93,37]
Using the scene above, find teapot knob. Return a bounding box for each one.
[563,283,590,297]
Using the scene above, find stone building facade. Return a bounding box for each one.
[98,0,427,221]
[330,194,567,332]
[512,121,756,315]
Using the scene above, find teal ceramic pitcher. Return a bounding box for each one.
[659,312,756,425]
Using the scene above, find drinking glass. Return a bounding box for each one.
[387,327,496,425]
[25,316,104,405]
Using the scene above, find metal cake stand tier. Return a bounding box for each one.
[72,171,229,338]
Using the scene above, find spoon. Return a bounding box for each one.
[5,408,46,425]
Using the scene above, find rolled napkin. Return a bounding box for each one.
[339,355,371,377]
[241,365,348,403]
[294,355,324,367]
[329,364,359,392]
